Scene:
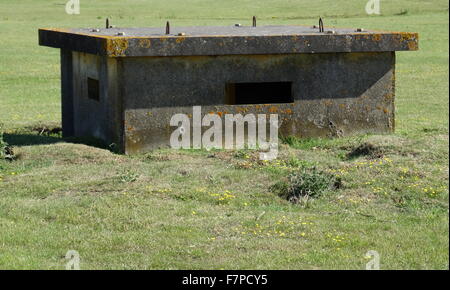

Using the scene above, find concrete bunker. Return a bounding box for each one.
[38,20,418,154]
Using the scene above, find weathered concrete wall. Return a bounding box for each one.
[122,52,395,153]
[67,52,123,148]
[60,49,74,137]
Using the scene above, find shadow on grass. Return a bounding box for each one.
[4,133,113,152]
[4,133,62,146]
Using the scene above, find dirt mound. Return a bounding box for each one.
[345,142,384,160]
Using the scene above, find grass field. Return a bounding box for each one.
[0,0,448,269]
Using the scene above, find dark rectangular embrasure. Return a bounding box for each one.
[226,82,293,105]
[87,77,100,101]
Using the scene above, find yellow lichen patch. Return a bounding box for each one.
[208,111,223,117]
[372,34,382,42]
[176,37,186,44]
[407,41,418,50]
[139,39,151,49]
[238,107,249,113]
[400,32,418,42]
[106,38,129,57]
[400,32,419,50]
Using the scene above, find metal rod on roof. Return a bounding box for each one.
[319,17,324,32]
[253,16,257,27]
[166,21,170,35]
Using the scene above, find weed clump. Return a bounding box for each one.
[119,170,139,183]
[0,125,6,157]
[271,166,340,204]
[395,9,408,16]
[0,124,15,161]
[29,125,62,136]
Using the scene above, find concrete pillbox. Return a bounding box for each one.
[39,24,418,153]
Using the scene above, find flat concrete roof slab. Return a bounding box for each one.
[68,26,375,37]
[39,25,418,57]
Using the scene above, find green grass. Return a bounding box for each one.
[0,0,448,269]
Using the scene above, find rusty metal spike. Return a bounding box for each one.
[253,16,256,27]
[106,18,109,29]
[166,21,170,35]
[319,17,324,33]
